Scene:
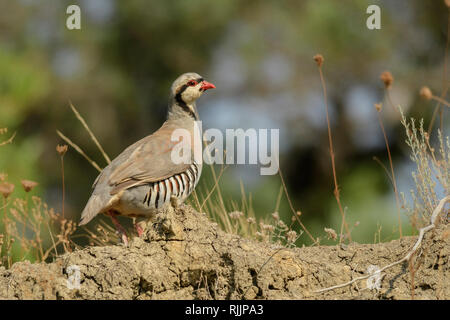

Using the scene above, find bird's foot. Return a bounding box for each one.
[135,222,144,237]
[107,211,129,246]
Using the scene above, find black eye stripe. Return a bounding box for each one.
[187,78,203,86]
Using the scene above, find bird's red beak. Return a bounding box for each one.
[200,81,216,91]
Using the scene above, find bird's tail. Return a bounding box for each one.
[79,194,107,226]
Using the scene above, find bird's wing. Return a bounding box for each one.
[107,124,193,195]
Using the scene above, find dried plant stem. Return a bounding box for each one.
[376,111,403,238]
[20,194,29,258]
[0,131,16,147]
[1,198,7,264]
[60,155,65,220]
[316,64,351,242]
[314,195,449,294]
[278,167,316,244]
[372,156,392,183]
[203,143,228,216]
[56,130,102,172]
[200,165,227,210]
[385,90,402,120]
[69,102,111,165]
[428,10,449,136]
[46,220,58,259]
[429,95,450,108]
[192,190,202,213]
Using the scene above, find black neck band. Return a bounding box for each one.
[175,84,197,120]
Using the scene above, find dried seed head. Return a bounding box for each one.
[324,227,337,240]
[446,0,450,8]
[286,230,297,243]
[374,103,382,112]
[247,217,256,224]
[56,144,68,156]
[278,220,287,230]
[271,212,280,221]
[380,71,394,89]
[228,211,243,220]
[0,182,14,199]
[21,180,38,192]
[296,211,302,216]
[313,54,324,67]
[420,86,433,100]
[0,173,6,182]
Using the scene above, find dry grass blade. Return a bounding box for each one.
[375,108,403,238]
[69,101,111,165]
[278,167,316,244]
[56,130,102,172]
[200,165,227,210]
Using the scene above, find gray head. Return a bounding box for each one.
[169,72,216,120]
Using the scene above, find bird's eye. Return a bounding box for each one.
[187,80,197,86]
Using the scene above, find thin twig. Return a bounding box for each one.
[278,167,316,244]
[69,101,111,165]
[376,109,403,238]
[60,155,65,220]
[0,131,16,147]
[314,195,449,294]
[45,220,59,259]
[56,130,102,172]
[430,95,450,108]
[428,9,449,136]
[315,56,351,242]
[372,156,393,183]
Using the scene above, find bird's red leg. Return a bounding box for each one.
[134,222,144,237]
[107,211,129,245]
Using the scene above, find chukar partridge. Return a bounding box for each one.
[79,72,215,244]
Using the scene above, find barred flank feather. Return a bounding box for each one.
[142,163,200,209]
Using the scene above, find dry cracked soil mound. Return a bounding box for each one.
[0,204,449,299]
